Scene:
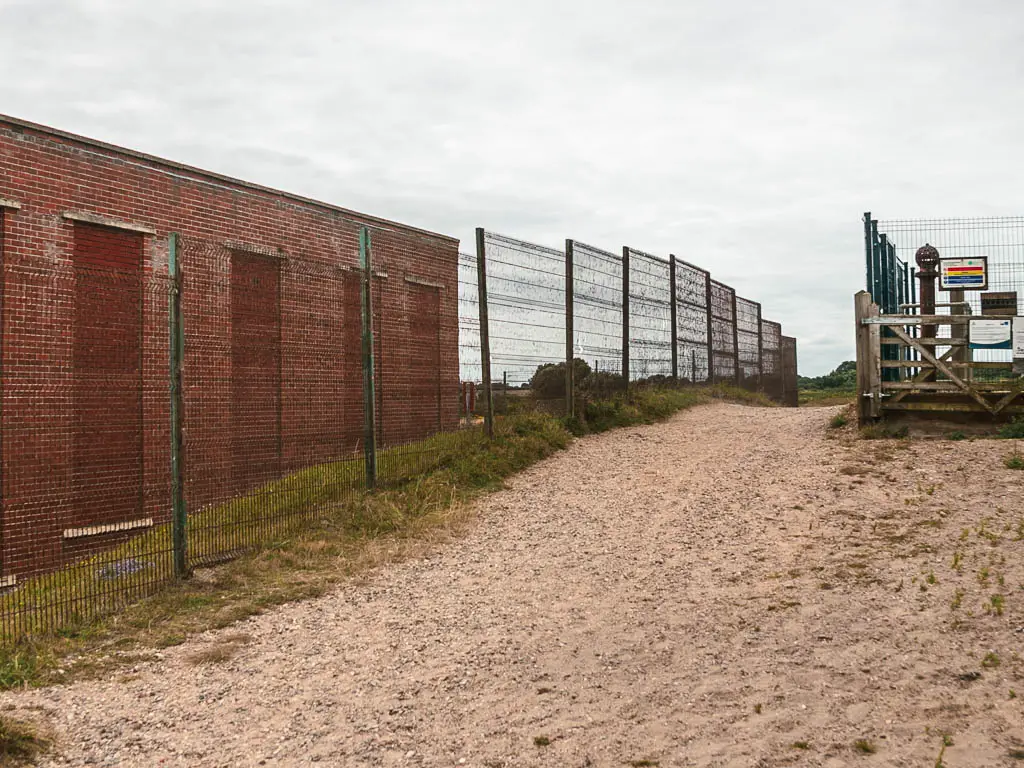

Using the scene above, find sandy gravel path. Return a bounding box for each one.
[6,403,1024,767]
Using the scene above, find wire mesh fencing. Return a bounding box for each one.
[867,214,1024,383]
[0,219,796,643]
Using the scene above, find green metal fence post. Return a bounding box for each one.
[476,228,495,438]
[863,212,873,295]
[669,254,678,381]
[565,239,574,417]
[168,233,188,579]
[621,247,630,385]
[359,227,378,489]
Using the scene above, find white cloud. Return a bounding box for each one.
[3,0,1024,373]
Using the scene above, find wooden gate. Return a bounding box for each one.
[854,291,1023,424]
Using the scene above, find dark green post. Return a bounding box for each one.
[168,233,188,579]
[476,228,495,438]
[360,227,378,489]
[565,239,574,418]
[669,255,678,381]
[621,247,630,385]
[863,212,873,295]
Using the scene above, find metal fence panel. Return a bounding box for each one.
[674,260,711,383]
[572,241,623,376]
[710,279,738,383]
[627,248,673,381]
[736,296,762,389]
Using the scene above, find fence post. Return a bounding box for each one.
[476,228,495,438]
[565,239,574,417]
[168,233,188,579]
[730,291,741,386]
[704,270,714,383]
[359,227,378,489]
[863,212,873,295]
[621,246,630,385]
[669,255,678,381]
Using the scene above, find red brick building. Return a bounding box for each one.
[0,115,460,583]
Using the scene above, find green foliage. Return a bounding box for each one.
[829,413,848,429]
[798,360,856,391]
[998,418,1024,439]
[1005,451,1024,471]
[0,715,49,764]
[529,358,592,400]
[948,431,967,441]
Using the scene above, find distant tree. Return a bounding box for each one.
[798,361,857,390]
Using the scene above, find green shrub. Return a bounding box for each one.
[948,431,966,441]
[529,359,592,400]
[997,418,1024,439]
[829,413,848,429]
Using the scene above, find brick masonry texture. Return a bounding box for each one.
[0,116,460,580]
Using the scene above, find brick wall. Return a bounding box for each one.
[0,116,460,581]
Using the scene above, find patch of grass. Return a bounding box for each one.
[800,389,856,407]
[829,413,849,429]
[948,431,967,441]
[951,589,965,610]
[1004,451,1024,471]
[185,633,251,666]
[982,651,1001,669]
[860,423,909,440]
[854,739,877,754]
[0,715,50,765]
[987,595,1006,617]
[0,386,758,689]
[628,761,659,767]
[791,741,810,750]
[533,736,551,747]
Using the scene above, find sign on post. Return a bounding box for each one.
[1013,317,1024,373]
[970,318,1012,350]
[940,257,988,290]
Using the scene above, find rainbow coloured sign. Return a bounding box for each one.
[940,257,988,291]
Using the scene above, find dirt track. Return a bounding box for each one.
[7,403,1024,767]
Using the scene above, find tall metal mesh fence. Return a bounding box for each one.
[572,241,623,377]
[736,296,762,388]
[626,248,673,381]
[874,216,1024,369]
[761,320,783,402]
[0,227,176,639]
[483,231,566,413]
[710,280,738,383]
[675,260,711,384]
[1,221,795,643]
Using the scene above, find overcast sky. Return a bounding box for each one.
[2,0,1023,374]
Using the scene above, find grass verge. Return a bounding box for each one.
[0,385,770,691]
[0,714,50,765]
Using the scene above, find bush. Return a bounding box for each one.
[997,418,1024,439]
[529,359,592,400]
[829,413,848,429]
[948,430,966,441]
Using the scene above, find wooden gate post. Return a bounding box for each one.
[855,291,881,424]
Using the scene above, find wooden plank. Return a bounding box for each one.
[888,325,996,414]
[881,337,966,346]
[885,400,1024,415]
[882,381,1017,392]
[992,390,1023,414]
[882,360,1013,370]
[887,346,956,404]
[863,314,1011,324]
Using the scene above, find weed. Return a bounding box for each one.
[754,703,762,714]
[533,736,551,747]
[629,761,659,767]
[1010,689,1017,699]
[791,741,810,750]
[982,652,1001,669]
[927,571,937,585]
[979,567,991,586]
[987,595,1005,616]
[0,715,50,764]
[935,744,947,768]
[952,552,963,571]
[536,687,553,695]
[942,734,954,747]
[185,633,251,666]
[830,413,848,429]
[952,590,965,610]
[854,739,877,754]
[948,431,966,441]
[1004,451,1024,471]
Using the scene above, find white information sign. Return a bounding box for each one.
[1014,317,1024,359]
[970,319,1012,350]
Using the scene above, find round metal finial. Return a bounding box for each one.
[915,243,940,269]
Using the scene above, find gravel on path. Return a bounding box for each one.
[6,403,1024,767]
